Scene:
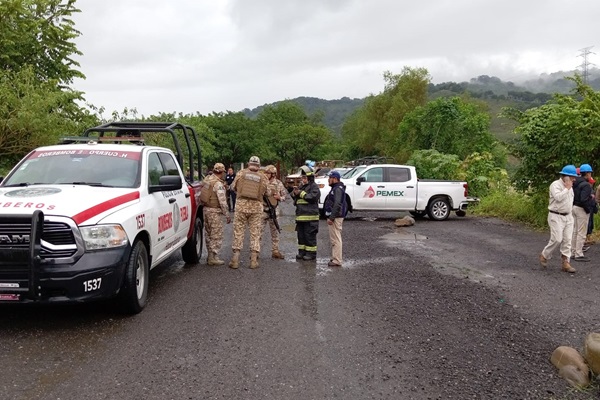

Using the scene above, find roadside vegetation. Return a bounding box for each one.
[3,0,600,233]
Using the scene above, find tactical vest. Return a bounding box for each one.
[266,182,278,206]
[200,179,220,208]
[236,170,263,200]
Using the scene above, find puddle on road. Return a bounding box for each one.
[284,230,428,276]
[431,261,497,283]
[381,231,428,243]
[153,260,187,279]
[380,230,497,283]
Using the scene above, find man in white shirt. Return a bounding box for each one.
[539,165,578,273]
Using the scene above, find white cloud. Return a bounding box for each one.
[71,0,600,116]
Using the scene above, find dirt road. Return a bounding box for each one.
[0,205,598,399]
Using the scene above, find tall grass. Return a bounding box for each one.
[473,187,600,239]
[471,188,549,229]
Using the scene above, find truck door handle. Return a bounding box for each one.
[377,185,385,188]
[169,198,176,204]
[407,186,414,188]
[185,193,191,198]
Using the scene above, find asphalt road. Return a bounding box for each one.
[0,202,598,399]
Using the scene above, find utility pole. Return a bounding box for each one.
[578,46,595,84]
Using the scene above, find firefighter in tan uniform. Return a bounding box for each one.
[262,165,287,259]
[202,163,231,265]
[229,156,269,269]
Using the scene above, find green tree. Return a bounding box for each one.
[461,152,509,198]
[255,101,334,173]
[0,0,89,170]
[396,96,497,163]
[504,75,600,192]
[406,149,462,180]
[202,111,263,170]
[0,0,83,85]
[0,67,96,170]
[341,67,430,159]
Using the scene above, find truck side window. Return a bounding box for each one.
[158,152,180,176]
[388,167,411,183]
[363,167,383,182]
[148,153,165,185]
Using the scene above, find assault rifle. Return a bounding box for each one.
[263,194,281,232]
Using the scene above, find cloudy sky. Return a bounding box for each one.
[72,0,599,117]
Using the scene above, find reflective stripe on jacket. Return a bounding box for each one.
[293,181,320,221]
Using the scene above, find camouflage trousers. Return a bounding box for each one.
[204,209,224,254]
[261,212,280,252]
[232,210,263,252]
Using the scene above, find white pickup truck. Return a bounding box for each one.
[0,122,205,314]
[317,164,476,221]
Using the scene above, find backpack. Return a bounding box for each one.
[199,180,213,206]
[344,192,353,216]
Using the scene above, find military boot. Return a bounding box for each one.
[229,250,240,269]
[249,251,259,269]
[295,250,306,260]
[272,250,285,259]
[561,255,576,273]
[208,252,224,266]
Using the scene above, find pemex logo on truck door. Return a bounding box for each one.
[363,186,405,198]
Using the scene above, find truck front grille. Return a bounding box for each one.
[0,216,78,260]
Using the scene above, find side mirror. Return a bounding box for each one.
[356,176,365,186]
[149,175,182,193]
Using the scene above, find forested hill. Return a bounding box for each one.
[242,68,600,137]
[242,96,364,134]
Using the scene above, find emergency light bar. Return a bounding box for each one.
[59,136,145,144]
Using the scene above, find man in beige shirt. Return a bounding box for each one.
[539,165,578,273]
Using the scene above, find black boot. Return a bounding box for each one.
[302,251,316,261]
[295,250,306,260]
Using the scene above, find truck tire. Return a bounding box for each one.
[119,240,149,314]
[182,214,204,264]
[427,197,451,221]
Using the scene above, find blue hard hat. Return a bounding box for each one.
[580,163,593,173]
[560,165,578,177]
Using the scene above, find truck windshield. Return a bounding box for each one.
[3,151,141,188]
[343,166,366,179]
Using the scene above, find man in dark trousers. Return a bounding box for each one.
[323,171,347,267]
[292,165,321,260]
[225,166,236,212]
[571,163,594,262]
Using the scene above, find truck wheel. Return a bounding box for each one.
[427,197,451,221]
[119,240,149,314]
[182,215,203,264]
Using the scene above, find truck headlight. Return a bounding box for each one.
[80,224,128,250]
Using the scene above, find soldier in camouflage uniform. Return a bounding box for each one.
[202,163,231,265]
[229,156,269,269]
[261,165,287,259]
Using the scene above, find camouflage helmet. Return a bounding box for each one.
[249,156,260,165]
[265,164,277,174]
[212,163,225,173]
